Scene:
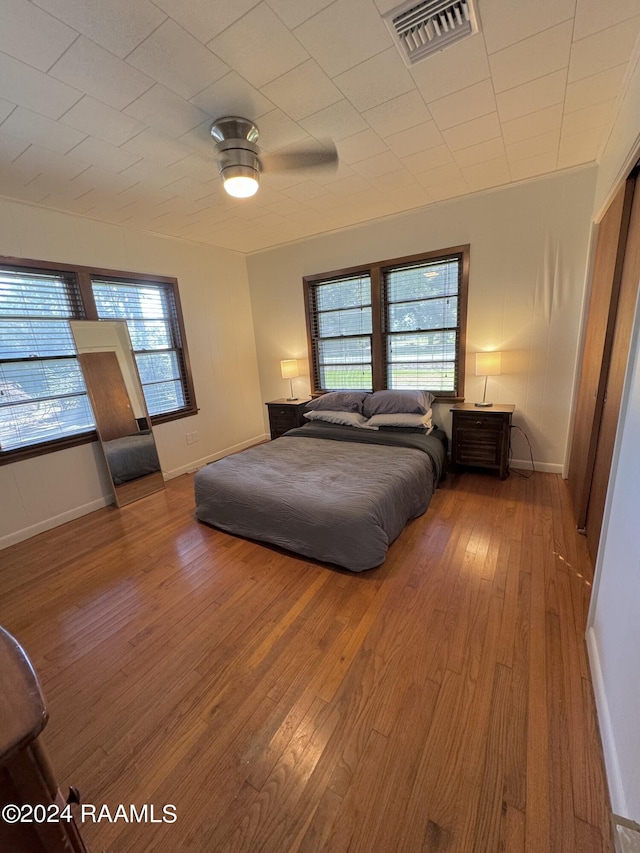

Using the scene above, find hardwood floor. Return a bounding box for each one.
[0,470,612,852]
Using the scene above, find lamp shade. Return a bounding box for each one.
[475,351,502,377]
[280,359,299,380]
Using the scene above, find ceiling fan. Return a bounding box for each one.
[210,116,338,198]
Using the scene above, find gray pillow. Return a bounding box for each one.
[304,410,371,428]
[306,391,369,414]
[366,410,432,429]
[363,389,435,417]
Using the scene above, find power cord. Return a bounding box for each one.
[509,424,535,478]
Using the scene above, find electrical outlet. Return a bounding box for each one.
[185,432,193,445]
[191,430,198,443]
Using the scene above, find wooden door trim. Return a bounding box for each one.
[577,174,636,528]
[567,174,636,530]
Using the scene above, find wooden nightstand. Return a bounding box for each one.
[266,398,310,439]
[450,403,515,479]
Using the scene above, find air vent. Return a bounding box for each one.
[384,0,479,66]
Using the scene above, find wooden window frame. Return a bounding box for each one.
[0,256,198,465]
[303,245,469,402]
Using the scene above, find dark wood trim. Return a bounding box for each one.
[302,259,373,285]
[302,245,471,285]
[165,277,197,415]
[0,255,180,285]
[457,244,470,399]
[76,271,98,320]
[370,266,385,391]
[302,278,319,391]
[151,406,199,426]
[0,431,97,466]
[0,255,199,463]
[303,244,470,398]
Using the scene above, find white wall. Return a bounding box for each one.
[0,198,266,549]
[587,286,640,820]
[247,167,597,471]
[586,47,640,825]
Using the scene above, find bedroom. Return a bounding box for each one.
[1,0,640,850]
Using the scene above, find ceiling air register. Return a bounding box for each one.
[383,0,479,66]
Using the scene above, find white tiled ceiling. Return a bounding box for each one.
[1,0,639,254]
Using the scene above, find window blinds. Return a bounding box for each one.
[308,273,373,391]
[383,257,460,392]
[0,268,93,451]
[92,279,189,416]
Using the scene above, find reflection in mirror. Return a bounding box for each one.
[70,320,164,507]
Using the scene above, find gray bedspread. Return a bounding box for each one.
[103,431,160,485]
[194,423,446,572]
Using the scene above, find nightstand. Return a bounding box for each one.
[450,403,515,479]
[266,398,310,439]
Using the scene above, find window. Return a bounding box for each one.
[92,278,192,418]
[304,245,469,400]
[383,256,462,392]
[310,272,372,390]
[0,267,93,454]
[0,257,197,463]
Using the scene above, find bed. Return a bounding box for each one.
[102,430,161,485]
[194,390,446,571]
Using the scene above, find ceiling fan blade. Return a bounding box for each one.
[260,143,338,173]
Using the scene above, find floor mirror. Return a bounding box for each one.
[70,320,165,507]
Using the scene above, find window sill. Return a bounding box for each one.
[0,431,98,465]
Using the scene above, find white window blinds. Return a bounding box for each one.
[92,278,190,417]
[308,273,373,391]
[383,257,460,392]
[0,268,93,451]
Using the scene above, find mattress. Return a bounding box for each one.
[194,422,446,572]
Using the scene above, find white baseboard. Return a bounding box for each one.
[587,625,627,817]
[0,496,112,551]
[0,438,558,552]
[1,434,271,552]
[163,433,270,479]
[509,457,563,474]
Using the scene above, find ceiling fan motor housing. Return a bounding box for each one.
[210,116,261,183]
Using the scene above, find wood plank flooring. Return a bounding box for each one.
[0,470,612,852]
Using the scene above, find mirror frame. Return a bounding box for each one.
[70,320,165,507]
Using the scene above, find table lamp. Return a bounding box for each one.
[475,351,501,407]
[280,359,299,400]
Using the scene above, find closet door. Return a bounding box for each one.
[586,177,640,559]
[567,178,634,531]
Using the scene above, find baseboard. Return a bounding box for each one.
[162,433,270,479]
[586,626,628,817]
[1,434,271,551]
[0,496,112,551]
[509,458,563,474]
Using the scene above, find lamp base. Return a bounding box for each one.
[474,401,493,407]
[286,397,298,401]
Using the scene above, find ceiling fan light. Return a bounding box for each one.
[221,163,259,198]
[224,175,259,198]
